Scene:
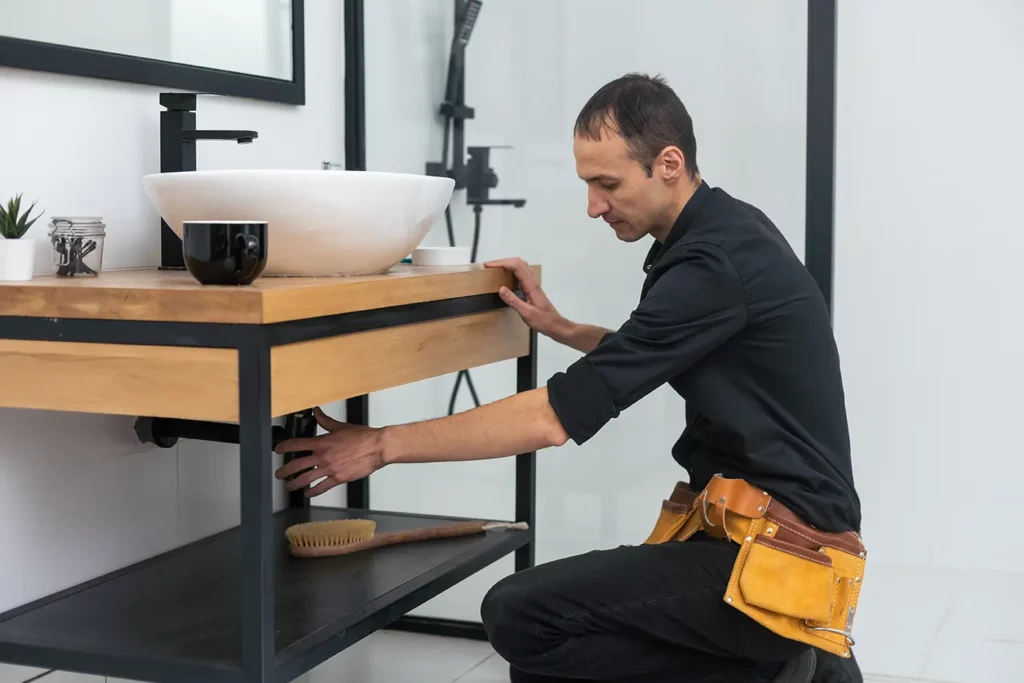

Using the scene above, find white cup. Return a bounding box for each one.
[411,246,472,266]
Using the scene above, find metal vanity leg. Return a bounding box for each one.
[283,409,316,510]
[515,331,538,572]
[346,395,370,509]
[238,336,275,682]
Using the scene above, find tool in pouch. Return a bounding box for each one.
[644,474,866,659]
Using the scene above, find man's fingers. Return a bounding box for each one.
[285,466,327,492]
[275,453,319,479]
[486,258,539,291]
[484,257,519,268]
[274,436,321,455]
[498,285,521,303]
[499,286,535,318]
[313,405,346,432]
[485,257,528,271]
[306,478,341,498]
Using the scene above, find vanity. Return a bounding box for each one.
[0,264,538,683]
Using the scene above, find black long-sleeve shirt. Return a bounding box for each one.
[547,181,861,533]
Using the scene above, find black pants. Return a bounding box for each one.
[480,534,810,683]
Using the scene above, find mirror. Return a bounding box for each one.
[0,0,304,104]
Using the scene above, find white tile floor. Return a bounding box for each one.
[293,630,903,683]
[0,630,931,683]
[296,630,503,683]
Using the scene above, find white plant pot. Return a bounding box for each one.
[0,238,37,281]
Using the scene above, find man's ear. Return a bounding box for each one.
[657,146,687,181]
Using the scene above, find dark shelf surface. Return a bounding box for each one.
[0,506,529,683]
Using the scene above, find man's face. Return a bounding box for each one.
[573,127,676,243]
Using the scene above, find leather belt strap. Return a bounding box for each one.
[670,474,865,557]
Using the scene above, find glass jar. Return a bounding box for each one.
[48,217,106,277]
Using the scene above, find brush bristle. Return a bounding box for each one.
[285,519,377,548]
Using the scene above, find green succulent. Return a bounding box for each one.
[0,193,43,239]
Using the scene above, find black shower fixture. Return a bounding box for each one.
[426,0,525,209]
[425,0,526,415]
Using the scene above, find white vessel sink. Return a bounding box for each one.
[142,169,455,277]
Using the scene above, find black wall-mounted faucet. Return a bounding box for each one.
[158,93,259,270]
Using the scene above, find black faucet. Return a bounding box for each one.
[158,93,258,270]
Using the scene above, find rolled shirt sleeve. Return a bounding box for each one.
[547,241,747,445]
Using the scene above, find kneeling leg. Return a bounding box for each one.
[481,536,808,682]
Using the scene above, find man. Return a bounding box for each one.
[274,73,863,683]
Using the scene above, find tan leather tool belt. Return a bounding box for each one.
[644,474,866,659]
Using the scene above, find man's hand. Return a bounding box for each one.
[273,388,568,498]
[484,257,568,338]
[273,406,385,497]
[485,257,613,354]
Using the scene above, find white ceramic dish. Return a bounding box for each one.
[411,246,471,266]
[142,169,455,277]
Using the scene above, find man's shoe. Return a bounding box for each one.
[771,648,817,683]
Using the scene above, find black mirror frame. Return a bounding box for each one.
[0,0,305,106]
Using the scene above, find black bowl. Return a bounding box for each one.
[182,221,268,286]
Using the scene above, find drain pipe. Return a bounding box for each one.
[134,410,316,451]
[133,416,288,449]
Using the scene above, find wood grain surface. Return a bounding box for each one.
[0,264,539,419]
[0,339,238,420]
[0,264,537,324]
[271,308,530,416]
[0,310,529,420]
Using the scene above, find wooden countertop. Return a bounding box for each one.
[0,264,533,324]
[0,264,538,420]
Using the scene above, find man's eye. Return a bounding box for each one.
[602,182,618,190]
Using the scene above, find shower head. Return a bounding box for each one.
[455,0,482,49]
[443,0,482,105]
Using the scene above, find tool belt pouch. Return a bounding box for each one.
[646,478,866,659]
[644,482,701,545]
[724,523,865,658]
[722,507,866,658]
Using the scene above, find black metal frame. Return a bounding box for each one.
[805,0,838,317]
[343,0,372,512]
[0,289,537,682]
[0,1,306,105]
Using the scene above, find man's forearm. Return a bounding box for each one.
[381,387,569,466]
[551,319,613,353]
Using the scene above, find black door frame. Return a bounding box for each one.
[805,0,838,316]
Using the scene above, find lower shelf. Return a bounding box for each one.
[0,506,530,683]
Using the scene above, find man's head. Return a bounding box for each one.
[573,73,700,243]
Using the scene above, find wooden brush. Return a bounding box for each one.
[285,518,529,558]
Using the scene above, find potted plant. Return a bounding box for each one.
[0,193,43,281]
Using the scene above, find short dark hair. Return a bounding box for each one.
[574,73,699,180]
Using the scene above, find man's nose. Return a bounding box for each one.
[587,190,610,219]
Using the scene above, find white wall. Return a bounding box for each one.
[361,0,809,626]
[0,1,344,681]
[833,1,1024,681]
